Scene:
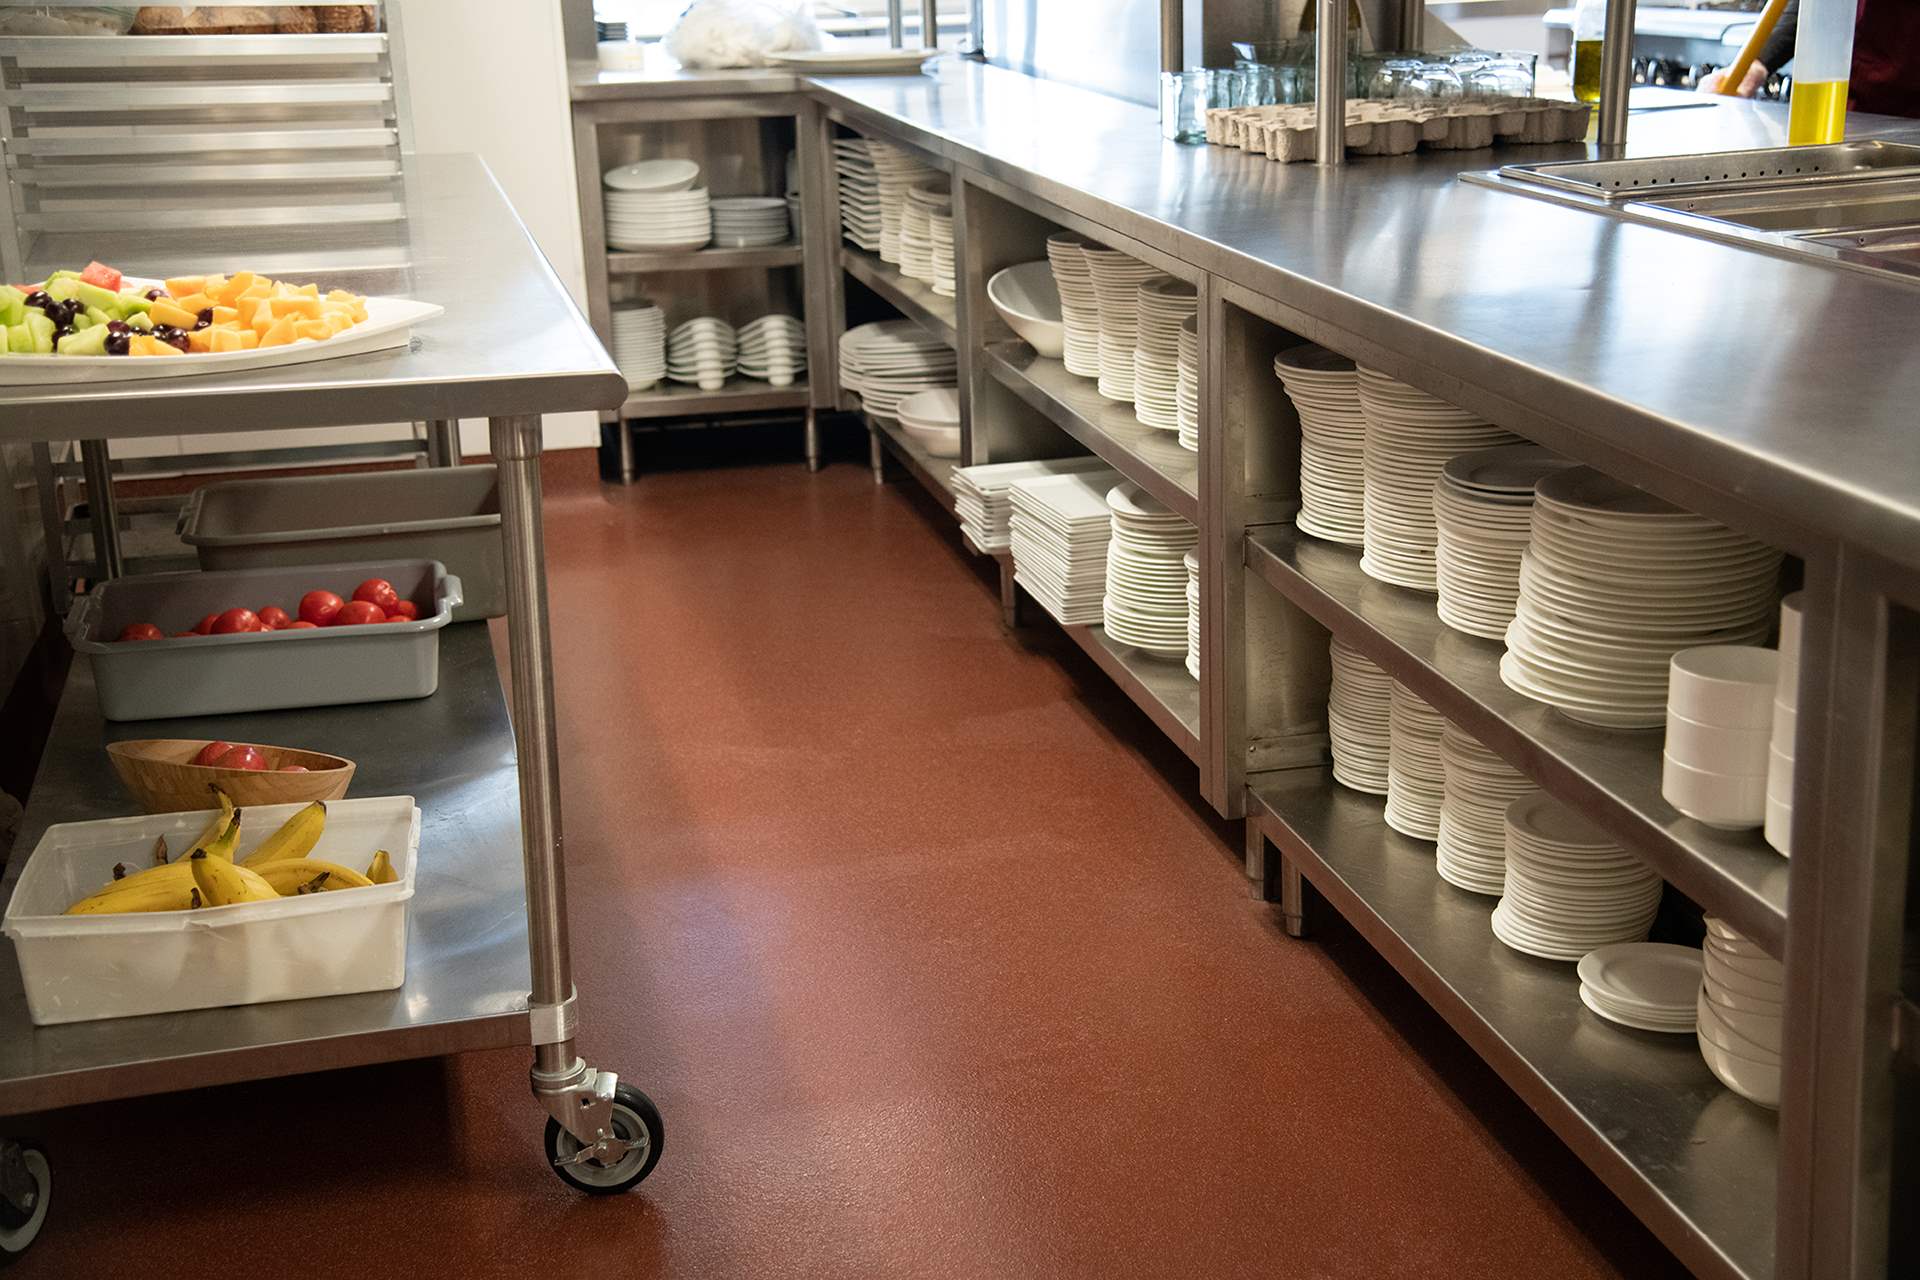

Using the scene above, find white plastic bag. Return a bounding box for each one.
[665,0,826,69]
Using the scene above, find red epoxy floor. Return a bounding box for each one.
[16,449,1687,1279]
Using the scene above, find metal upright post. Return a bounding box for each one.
[1399,0,1425,50]
[79,440,121,580]
[1596,0,1639,150]
[1160,0,1182,72]
[922,0,938,49]
[887,0,904,48]
[1315,0,1349,165]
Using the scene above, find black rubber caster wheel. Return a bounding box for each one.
[545,1083,663,1194]
[0,1142,50,1269]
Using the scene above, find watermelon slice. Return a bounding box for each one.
[79,261,122,292]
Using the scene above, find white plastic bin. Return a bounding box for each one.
[2,796,419,1026]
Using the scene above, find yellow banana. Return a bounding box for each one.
[201,813,241,863]
[179,787,237,859]
[65,861,198,914]
[153,835,170,866]
[241,802,326,868]
[253,858,374,895]
[187,850,278,906]
[366,849,397,885]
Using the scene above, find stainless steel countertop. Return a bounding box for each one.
[0,153,627,440]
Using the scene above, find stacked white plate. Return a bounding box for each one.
[927,200,956,298]
[1493,793,1664,962]
[1009,470,1123,627]
[1356,366,1522,589]
[895,386,961,459]
[1697,917,1784,1108]
[1176,315,1200,453]
[1766,592,1802,856]
[1385,680,1447,841]
[833,137,882,251]
[1184,549,1201,680]
[737,314,806,387]
[666,317,736,391]
[1082,249,1163,403]
[604,160,712,251]
[838,320,956,419]
[1435,721,1536,896]
[1328,637,1391,795]
[953,457,1114,554]
[1578,942,1703,1033]
[1274,346,1367,547]
[1434,445,1579,640]
[1047,231,1102,379]
[900,180,950,286]
[868,141,938,265]
[1132,277,1197,431]
[1502,467,1783,729]
[709,197,790,248]
[1101,482,1199,658]
[610,302,665,392]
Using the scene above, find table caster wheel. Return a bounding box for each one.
[0,1141,50,1268]
[545,1083,663,1194]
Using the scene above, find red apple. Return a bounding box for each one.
[215,745,268,771]
[191,740,234,767]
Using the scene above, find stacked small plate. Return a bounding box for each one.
[900,180,950,286]
[1009,470,1123,627]
[1577,942,1703,1033]
[1132,277,1197,431]
[1176,316,1200,453]
[1101,482,1199,659]
[1385,680,1447,841]
[1046,231,1102,378]
[1273,346,1367,547]
[709,197,790,248]
[1328,637,1392,795]
[833,138,881,251]
[1434,445,1579,640]
[1697,917,1784,1108]
[1082,248,1163,403]
[838,320,956,419]
[1184,549,1200,680]
[737,314,806,387]
[1435,722,1536,896]
[927,198,956,298]
[1766,593,1802,856]
[895,386,961,459]
[953,457,1114,553]
[604,160,711,251]
[868,141,937,265]
[666,317,737,391]
[1493,793,1663,962]
[1502,467,1783,729]
[1356,367,1521,589]
[610,303,665,392]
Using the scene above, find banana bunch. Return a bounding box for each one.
[64,787,399,915]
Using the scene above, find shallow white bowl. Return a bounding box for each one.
[1668,645,1780,730]
[604,158,700,192]
[1662,751,1766,829]
[987,262,1064,358]
[1697,1026,1781,1109]
[900,419,961,458]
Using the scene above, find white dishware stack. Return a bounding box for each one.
[1082,248,1163,402]
[1101,482,1199,659]
[987,262,1063,357]
[1697,916,1784,1108]
[1577,942,1702,1034]
[1184,549,1201,680]
[604,159,713,251]
[926,199,956,298]
[609,302,666,393]
[1661,644,1778,830]
[1493,793,1664,962]
[1503,467,1782,729]
[708,196,791,248]
[1132,277,1198,431]
[1435,721,1537,896]
[1328,637,1392,795]
[736,314,807,387]
[1766,592,1802,855]
[1176,316,1200,453]
[1046,231,1102,378]
[784,148,803,238]
[868,141,938,265]
[952,457,1114,553]
[1385,680,1447,841]
[894,387,962,459]
[833,137,882,251]
[900,180,950,287]
[837,320,956,419]
[666,317,737,391]
[1008,469,1124,627]
[1273,345,1367,547]
[1433,444,1578,640]
[1356,366,1522,589]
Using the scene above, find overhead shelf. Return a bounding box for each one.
[607,243,804,274]
[618,378,809,421]
[839,244,957,347]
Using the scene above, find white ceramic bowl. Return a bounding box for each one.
[1765,792,1792,857]
[604,158,700,192]
[1770,696,1796,755]
[1696,1027,1781,1109]
[1664,708,1769,777]
[1697,987,1782,1058]
[1766,741,1794,802]
[1662,751,1767,829]
[1704,973,1785,1015]
[1668,646,1781,730]
[987,261,1064,358]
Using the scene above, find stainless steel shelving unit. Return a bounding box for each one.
[840,244,958,346]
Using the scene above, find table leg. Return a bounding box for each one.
[869,427,885,485]
[426,419,460,468]
[79,440,121,581]
[804,407,821,474]
[617,417,636,485]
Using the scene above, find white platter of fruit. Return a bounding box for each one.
[0,261,444,385]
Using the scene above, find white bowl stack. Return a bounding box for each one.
[895,386,962,459]
[604,158,713,251]
[1493,793,1663,962]
[1697,917,1784,1109]
[709,196,791,248]
[1502,467,1782,729]
[1385,680,1447,841]
[838,320,956,419]
[833,137,882,251]
[1101,482,1199,659]
[1082,248,1163,403]
[1356,367,1522,590]
[1132,277,1197,431]
[1766,592,1802,856]
[953,457,1113,554]
[1577,942,1703,1034]
[900,180,950,286]
[868,141,938,265]
[666,317,737,391]
[1009,469,1124,627]
[610,302,665,392]
[1328,637,1392,795]
[1046,231,1102,378]
[1433,445,1579,641]
[737,314,807,387]
[1273,345,1367,547]
[1436,721,1537,896]
[1176,316,1200,453]
[1184,549,1201,679]
[1661,645,1778,831]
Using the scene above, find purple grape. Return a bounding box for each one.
[144,287,166,302]
[23,291,50,311]
[106,321,129,335]
[104,332,130,356]
[195,308,213,330]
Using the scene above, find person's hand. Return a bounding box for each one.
[1699,60,1768,96]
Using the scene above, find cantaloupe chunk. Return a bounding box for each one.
[212,305,239,325]
[295,282,319,299]
[235,328,260,350]
[186,328,216,354]
[269,296,321,320]
[258,316,298,348]
[233,297,264,328]
[323,312,354,334]
[294,319,331,341]
[172,292,212,314]
[129,334,180,356]
[210,327,246,353]
[162,276,205,297]
[241,282,271,301]
[149,300,198,329]
[217,271,256,304]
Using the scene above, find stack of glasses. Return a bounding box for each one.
[1435,722,1537,896]
[1385,680,1447,841]
[1273,345,1366,547]
[1009,470,1125,627]
[1082,247,1163,402]
[1132,277,1198,431]
[1328,637,1391,795]
[1047,231,1102,378]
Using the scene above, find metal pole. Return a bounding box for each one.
[79,439,121,580]
[1315,0,1349,166]
[1160,0,1181,73]
[886,0,903,48]
[966,0,983,58]
[1398,0,1424,50]
[1596,0,1638,150]
[922,0,938,49]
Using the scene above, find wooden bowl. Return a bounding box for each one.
[106,739,356,814]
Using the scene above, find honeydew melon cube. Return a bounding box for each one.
[73,281,119,314]
[56,325,109,356]
[6,324,30,354]
[0,286,22,327]
[126,311,154,332]
[44,278,79,303]
[24,312,54,353]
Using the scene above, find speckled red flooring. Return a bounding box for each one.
[14,448,1686,1279]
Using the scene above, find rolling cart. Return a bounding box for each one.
[0,153,657,1265]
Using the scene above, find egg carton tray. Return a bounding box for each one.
[1206,97,1592,161]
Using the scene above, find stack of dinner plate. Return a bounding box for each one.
[737,314,806,387]
[666,317,736,391]
[1274,346,1367,547]
[1385,680,1447,841]
[1493,793,1663,962]
[900,180,950,285]
[1101,482,1198,658]
[838,319,957,419]
[610,303,666,392]
[1434,444,1579,639]
[1328,637,1391,795]
[1697,917,1784,1108]
[834,137,882,251]
[1009,470,1121,627]
[1436,721,1537,896]
[927,197,957,297]
[1082,248,1163,402]
[604,159,712,252]
[1176,315,1200,453]
[709,196,790,248]
[868,141,938,265]
[1356,366,1522,589]
[1577,942,1702,1034]
[1502,467,1783,729]
[1132,277,1197,431]
[953,457,1115,553]
[1184,549,1200,680]
[1047,231,1102,378]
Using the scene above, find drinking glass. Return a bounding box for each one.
[1367,59,1425,100]
[1412,63,1466,100]
[1160,69,1227,143]
[1236,64,1279,107]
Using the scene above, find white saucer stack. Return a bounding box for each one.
[1273,346,1366,547]
[1328,637,1391,795]
[1009,470,1123,627]
[1101,482,1199,658]
[868,141,938,265]
[709,196,790,248]
[1082,248,1162,403]
[666,317,736,391]
[1502,467,1782,729]
[1697,917,1784,1109]
[833,138,881,251]
[1434,445,1579,640]
[1577,942,1702,1033]
[900,180,950,286]
[604,183,713,252]
[1046,231,1101,378]
[953,457,1114,554]
[1493,793,1663,962]
[1184,549,1200,680]
[1435,721,1537,896]
[610,302,665,392]
[737,314,806,386]
[838,320,956,419]
[1132,277,1197,431]
[1385,680,1447,841]
[1176,315,1200,453]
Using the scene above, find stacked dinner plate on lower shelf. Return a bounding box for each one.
[953,456,1114,553]
[895,387,961,459]
[1009,469,1123,627]
[834,137,882,251]
[1274,345,1367,546]
[1433,445,1579,640]
[604,159,712,252]
[838,320,956,419]
[666,317,736,391]
[926,195,956,298]
[1385,680,1447,841]
[900,180,952,293]
[1082,248,1163,402]
[1493,793,1663,961]
[1502,466,1783,729]
[1766,592,1803,855]
[1435,722,1536,896]
[1697,917,1784,1108]
[709,197,790,248]
[610,303,665,392]
[1176,317,1200,453]
[737,314,806,387]
[1102,482,1198,659]
[1132,278,1197,431]
[1577,942,1702,1034]
[1328,637,1392,795]
[1047,231,1102,378]
[869,141,938,265]
[1184,550,1200,679]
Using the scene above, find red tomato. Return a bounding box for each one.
[194,613,220,635]
[286,620,319,630]
[387,600,419,622]
[352,578,400,612]
[298,590,345,627]
[117,622,164,642]
[191,740,234,767]
[257,606,292,630]
[333,600,386,626]
[278,765,309,773]
[215,745,268,771]
[172,631,197,638]
[211,607,260,635]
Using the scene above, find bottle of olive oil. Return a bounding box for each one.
[1572,0,1605,104]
